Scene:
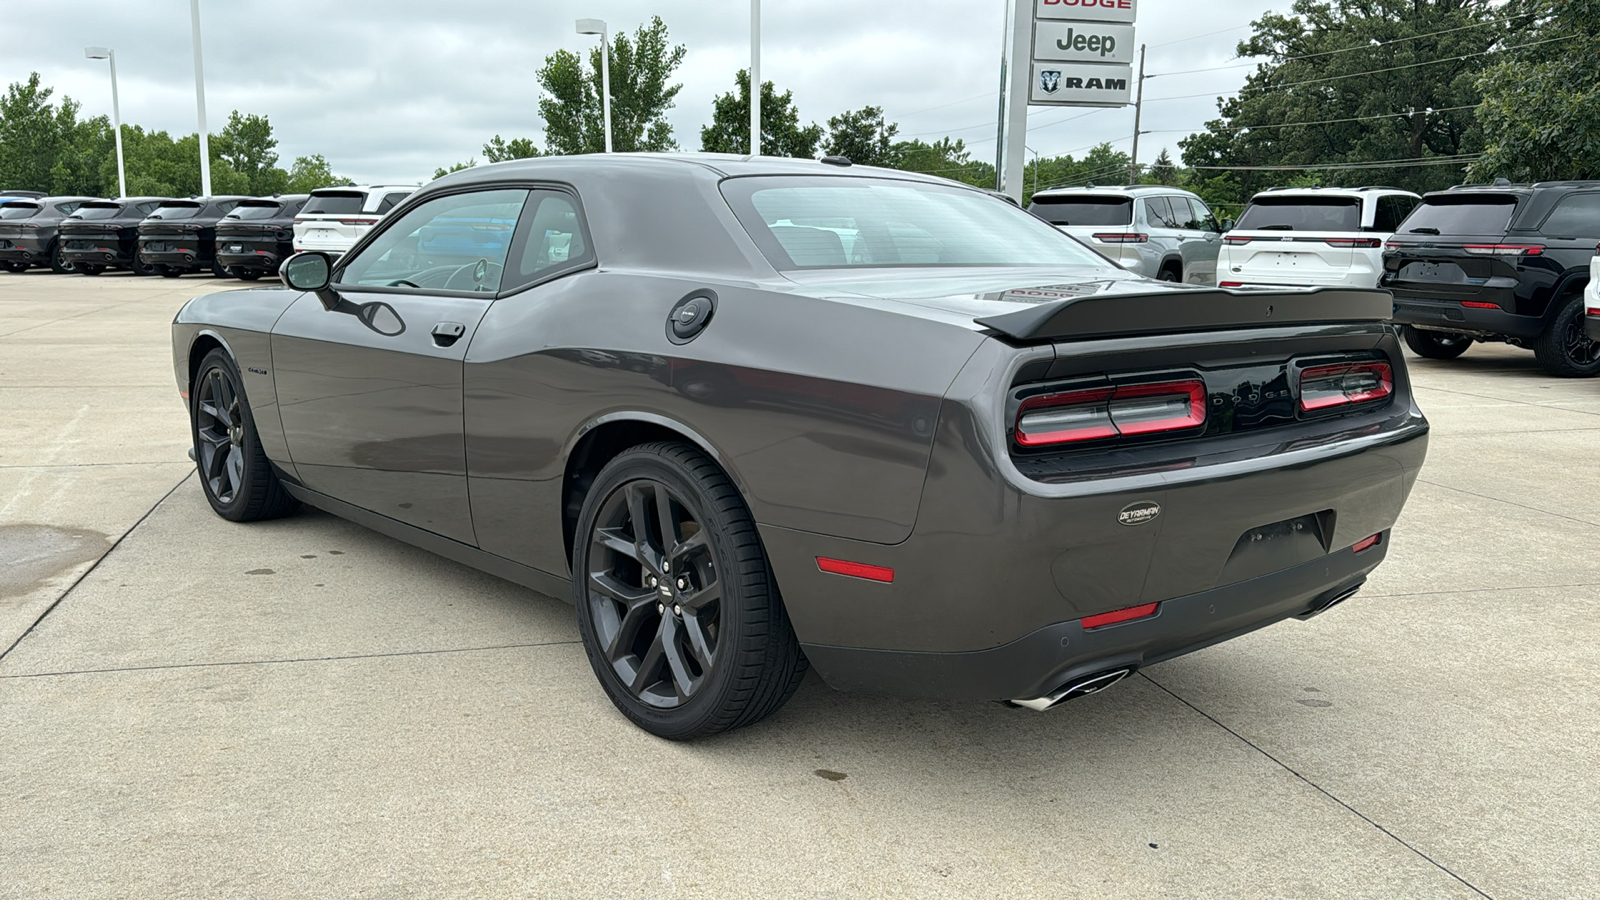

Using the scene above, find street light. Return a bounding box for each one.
[84,47,126,199]
[575,19,612,153]
[750,0,761,157]
[189,0,211,196]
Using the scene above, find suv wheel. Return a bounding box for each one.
[48,242,76,274]
[1534,296,1600,377]
[1157,265,1181,282]
[1402,326,1472,360]
[573,442,807,740]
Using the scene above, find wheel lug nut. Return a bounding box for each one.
[662,561,671,573]
[648,575,657,587]
[657,602,664,614]
[673,604,681,616]
[677,577,687,590]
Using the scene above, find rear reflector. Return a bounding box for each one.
[1463,244,1543,256]
[1219,281,1244,288]
[1081,602,1159,629]
[1324,237,1384,248]
[815,557,894,583]
[1016,380,1206,447]
[1092,232,1148,243]
[1461,301,1499,309]
[1299,362,1393,412]
[1351,533,1382,554]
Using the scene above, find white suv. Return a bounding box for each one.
[1218,187,1421,289]
[292,185,417,256]
[1028,185,1226,284]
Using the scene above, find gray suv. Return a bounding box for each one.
[1028,185,1228,284]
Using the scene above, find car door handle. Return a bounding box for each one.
[432,321,466,347]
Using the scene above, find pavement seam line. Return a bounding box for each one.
[0,639,584,679]
[1361,581,1600,600]
[0,470,193,664]
[1139,671,1495,900]
[1415,477,1600,528]
[1414,384,1600,419]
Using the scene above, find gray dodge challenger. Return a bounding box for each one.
[171,154,1429,739]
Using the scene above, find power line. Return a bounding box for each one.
[1144,34,1564,103]
[1140,103,1481,135]
[1146,15,1525,79]
[1148,23,1253,49]
[1189,153,1481,172]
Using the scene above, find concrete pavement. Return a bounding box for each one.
[2,272,1596,898]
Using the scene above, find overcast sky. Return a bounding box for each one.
[8,0,1290,184]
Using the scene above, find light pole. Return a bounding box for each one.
[189,0,211,196]
[575,19,613,153]
[84,47,126,199]
[750,0,761,156]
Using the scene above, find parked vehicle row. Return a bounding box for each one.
[0,184,416,280]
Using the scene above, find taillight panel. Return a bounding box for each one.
[1296,361,1394,413]
[1016,379,1206,447]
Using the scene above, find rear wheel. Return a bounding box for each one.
[1402,326,1472,360]
[48,243,75,274]
[573,442,807,740]
[1534,296,1600,377]
[191,349,299,521]
[1157,265,1181,282]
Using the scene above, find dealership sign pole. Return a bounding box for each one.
[998,0,1138,202]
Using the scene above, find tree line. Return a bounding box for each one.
[0,72,350,198]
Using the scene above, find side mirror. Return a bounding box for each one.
[1221,218,1236,232]
[280,251,339,310]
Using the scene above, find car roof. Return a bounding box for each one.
[432,152,963,190]
[1249,187,1418,199]
[309,184,418,194]
[1029,184,1197,200]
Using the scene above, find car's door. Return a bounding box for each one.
[1182,197,1222,284]
[272,187,530,545]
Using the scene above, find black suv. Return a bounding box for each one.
[60,197,173,275]
[1384,181,1600,377]
[0,196,99,273]
[214,195,308,280]
[137,196,250,277]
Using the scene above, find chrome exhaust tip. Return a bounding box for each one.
[1009,666,1135,712]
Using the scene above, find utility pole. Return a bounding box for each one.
[750,0,761,156]
[995,0,1031,201]
[85,48,126,198]
[189,0,211,197]
[1128,44,1146,185]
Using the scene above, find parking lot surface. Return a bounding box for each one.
[2,272,1596,898]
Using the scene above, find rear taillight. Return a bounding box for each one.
[1298,362,1393,412]
[1461,301,1499,309]
[1351,533,1382,554]
[1219,281,1244,288]
[1223,235,1252,245]
[1462,244,1543,256]
[1082,602,1159,629]
[293,217,308,223]
[1324,237,1383,248]
[1016,379,1206,447]
[1384,241,1401,250]
[338,217,379,226]
[1092,232,1148,243]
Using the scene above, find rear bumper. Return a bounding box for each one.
[215,249,285,271]
[61,244,131,266]
[0,238,49,262]
[802,539,1385,700]
[1392,296,1544,340]
[139,246,208,268]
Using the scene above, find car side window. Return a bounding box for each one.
[1539,193,1600,237]
[378,192,410,214]
[500,190,596,292]
[336,189,529,293]
[1186,198,1216,231]
[1374,196,1406,232]
[1145,196,1177,228]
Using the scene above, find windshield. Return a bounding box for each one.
[149,203,201,220]
[1401,196,1518,235]
[0,204,41,220]
[1028,196,1133,227]
[723,176,1112,270]
[302,192,365,215]
[71,204,122,220]
[1235,196,1361,232]
[228,202,283,220]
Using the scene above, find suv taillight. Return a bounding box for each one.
[1325,238,1383,248]
[338,216,379,226]
[1223,235,1253,245]
[1016,380,1206,447]
[1462,244,1543,256]
[1092,232,1148,244]
[1299,362,1393,412]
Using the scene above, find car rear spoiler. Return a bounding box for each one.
[973,287,1394,342]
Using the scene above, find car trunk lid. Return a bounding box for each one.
[1382,192,1524,303]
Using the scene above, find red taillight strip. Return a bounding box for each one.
[1462,244,1543,256]
[1299,362,1394,411]
[1016,380,1206,447]
[1351,533,1382,554]
[1461,301,1499,309]
[816,557,894,583]
[1108,381,1207,436]
[1092,232,1148,243]
[1219,281,1244,288]
[1082,602,1159,629]
[1222,235,1252,245]
[1324,237,1383,248]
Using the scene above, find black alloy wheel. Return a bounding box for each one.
[1157,266,1180,282]
[191,349,298,521]
[48,242,75,274]
[574,442,807,740]
[1534,297,1600,377]
[211,258,229,278]
[1402,325,1473,360]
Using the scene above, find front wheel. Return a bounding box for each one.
[1534,296,1600,377]
[573,442,807,740]
[191,349,299,521]
[1402,326,1472,360]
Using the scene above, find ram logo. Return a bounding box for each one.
[1039,70,1063,94]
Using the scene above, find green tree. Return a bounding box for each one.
[284,154,352,194]
[889,137,993,189]
[432,159,478,180]
[1180,0,1497,208]
[538,16,686,154]
[700,70,823,158]
[215,111,287,195]
[825,106,899,167]
[483,135,543,162]
[1146,148,1178,185]
[1472,0,1600,181]
[0,73,87,193]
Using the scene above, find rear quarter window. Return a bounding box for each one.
[1537,193,1600,237]
[1235,196,1361,232]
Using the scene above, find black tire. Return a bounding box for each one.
[48,242,75,274]
[132,252,158,276]
[236,268,263,281]
[1402,325,1473,360]
[1157,265,1180,282]
[211,258,229,278]
[573,442,807,740]
[191,349,299,522]
[1,261,26,273]
[1533,295,1600,377]
[76,263,104,276]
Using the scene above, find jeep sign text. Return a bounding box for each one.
[1034,21,1136,64]
[1035,0,1138,24]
